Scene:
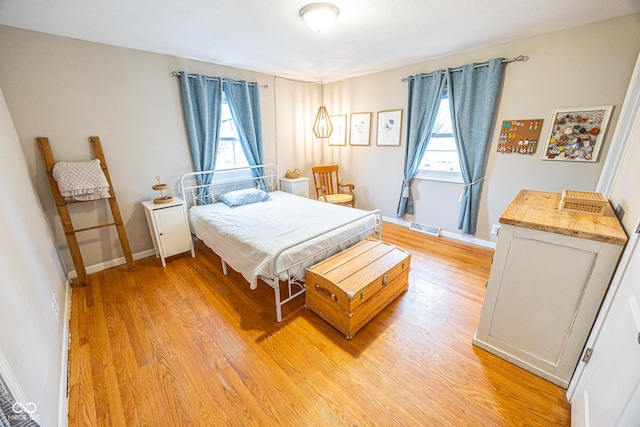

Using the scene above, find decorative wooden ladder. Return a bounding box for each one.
[37,136,135,286]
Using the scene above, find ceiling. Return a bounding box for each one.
[1,0,639,82]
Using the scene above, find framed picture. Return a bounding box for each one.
[349,112,372,146]
[328,114,347,146]
[376,109,403,146]
[540,105,613,162]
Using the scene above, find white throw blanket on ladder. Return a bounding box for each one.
[52,159,111,201]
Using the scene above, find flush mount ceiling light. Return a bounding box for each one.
[299,3,340,32]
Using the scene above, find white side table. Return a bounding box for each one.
[142,197,195,267]
[279,177,310,198]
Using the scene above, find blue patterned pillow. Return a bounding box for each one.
[217,188,270,207]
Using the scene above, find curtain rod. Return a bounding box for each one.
[172,71,268,88]
[400,55,529,82]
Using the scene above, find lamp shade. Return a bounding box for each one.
[299,3,340,32]
[313,106,333,138]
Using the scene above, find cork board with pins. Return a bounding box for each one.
[497,119,544,154]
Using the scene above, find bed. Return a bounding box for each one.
[181,164,382,321]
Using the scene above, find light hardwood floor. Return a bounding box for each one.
[68,222,571,426]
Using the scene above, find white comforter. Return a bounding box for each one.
[188,191,376,289]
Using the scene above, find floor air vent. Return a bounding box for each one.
[409,222,441,237]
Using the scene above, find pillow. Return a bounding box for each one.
[217,188,270,207]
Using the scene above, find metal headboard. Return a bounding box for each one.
[181,164,279,209]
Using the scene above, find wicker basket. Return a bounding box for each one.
[559,190,608,216]
[153,196,174,204]
[286,169,301,179]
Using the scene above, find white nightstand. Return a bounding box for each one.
[279,177,310,198]
[142,197,195,267]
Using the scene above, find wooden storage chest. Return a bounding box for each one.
[305,240,410,339]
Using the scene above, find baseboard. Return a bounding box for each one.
[58,279,72,427]
[440,230,495,249]
[382,216,496,249]
[66,249,156,280]
[0,350,30,417]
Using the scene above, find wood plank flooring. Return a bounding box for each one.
[67,222,571,426]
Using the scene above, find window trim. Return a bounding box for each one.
[415,169,464,184]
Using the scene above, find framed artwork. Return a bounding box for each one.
[540,105,613,162]
[376,109,403,146]
[328,114,347,146]
[349,112,372,146]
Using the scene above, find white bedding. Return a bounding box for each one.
[188,191,377,289]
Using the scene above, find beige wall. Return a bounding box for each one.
[322,14,640,242]
[272,77,319,180]
[0,26,286,270]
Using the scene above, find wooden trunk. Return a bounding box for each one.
[305,240,411,339]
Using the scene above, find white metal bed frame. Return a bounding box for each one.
[181,164,382,321]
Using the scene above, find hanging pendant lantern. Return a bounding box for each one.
[313,106,333,138]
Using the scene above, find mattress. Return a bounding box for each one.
[188,191,377,289]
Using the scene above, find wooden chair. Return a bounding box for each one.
[311,165,355,208]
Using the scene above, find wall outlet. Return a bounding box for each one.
[491,224,500,235]
[615,203,625,221]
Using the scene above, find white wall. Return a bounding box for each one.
[0,87,68,426]
[609,113,640,232]
[322,14,640,242]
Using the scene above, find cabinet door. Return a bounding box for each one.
[475,224,621,387]
[490,229,597,368]
[154,205,192,258]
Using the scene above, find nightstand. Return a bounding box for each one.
[279,177,310,198]
[142,197,195,267]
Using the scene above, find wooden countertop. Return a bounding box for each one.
[499,190,627,245]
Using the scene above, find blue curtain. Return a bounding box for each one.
[223,79,266,188]
[178,72,222,203]
[447,58,505,234]
[396,71,446,217]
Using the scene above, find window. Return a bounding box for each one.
[417,96,463,183]
[215,92,249,170]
